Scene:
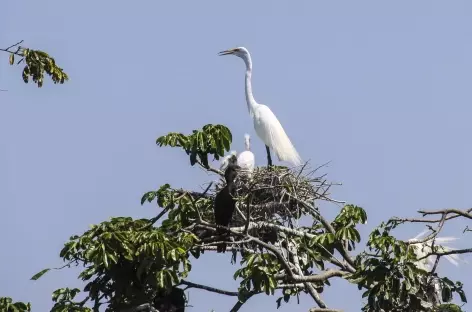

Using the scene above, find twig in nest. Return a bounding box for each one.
[244,194,253,235]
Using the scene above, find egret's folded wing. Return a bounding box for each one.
[237,151,255,171]
[255,105,302,166]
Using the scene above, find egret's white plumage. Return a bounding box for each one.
[408,229,464,306]
[220,150,237,171]
[237,133,255,174]
[219,47,302,167]
[408,229,462,271]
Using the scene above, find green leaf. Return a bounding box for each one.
[14,302,28,311]
[458,289,467,303]
[276,297,282,309]
[30,268,51,280]
[141,191,156,205]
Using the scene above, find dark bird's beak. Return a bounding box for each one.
[218,49,234,56]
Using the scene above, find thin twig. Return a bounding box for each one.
[3,40,23,51]
[120,303,158,312]
[197,160,223,176]
[405,213,447,246]
[229,292,256,312]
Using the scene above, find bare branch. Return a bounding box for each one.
[287,242,326,308]
[0,40,24,55]
[4,40,23,51]
[194,245,257,254]
[197,160,223,176]
[405,213,447,246]
[390,214,462,224]
[290,270,348,283]
[418,208,472,220]
[418,247,472,261]
[180,280,238,296]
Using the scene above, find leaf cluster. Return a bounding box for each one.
[0,298,30,312]
[156,124,232,168]
[33,217,197,311]
[141,183,214,233]
[234,253,281,296]
[50,288,91,312]
[7,45,68,88]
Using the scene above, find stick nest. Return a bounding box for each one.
[212,164,339,229]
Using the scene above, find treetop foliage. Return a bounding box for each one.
[2,123,466,312]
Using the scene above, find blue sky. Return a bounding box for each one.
[1,1,471,311]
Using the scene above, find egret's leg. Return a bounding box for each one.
[265,145,273,167]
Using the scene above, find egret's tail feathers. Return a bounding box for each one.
[272,135,302,167]
[434,236,459,244]
[445,254,460,266]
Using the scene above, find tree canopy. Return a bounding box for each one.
[1,41,470,312]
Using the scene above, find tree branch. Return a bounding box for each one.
[275,269,348,283]
[288,242,327,308]
[197,160,223,176]
[418,208,472,220]
[235,221,354,272]
[120,303,158,312]
[405,213,447,245]
[229,292,256,312]
[418,248,472,261]
[390,214,462,224]
[285,194,356,270]
[180,280,238,296]
[193,218,354,274]
[195,222,297,279]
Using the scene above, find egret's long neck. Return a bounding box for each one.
[243,56,257,115]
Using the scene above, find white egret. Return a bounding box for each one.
[408,229,463,305]
[218,47,302,167]
[408,229,462,271]
[237,133,255,175]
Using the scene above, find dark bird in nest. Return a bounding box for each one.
[153,287,186,312]
[214,155,240,253]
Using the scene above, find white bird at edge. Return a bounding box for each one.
[408,229,465,306]
[237,133,255,175]
[407,229,463,271]
[218,47,303,167]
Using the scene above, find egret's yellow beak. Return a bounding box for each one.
[218,49,235,56]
